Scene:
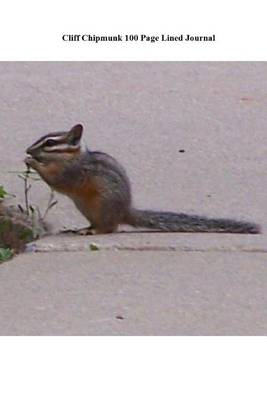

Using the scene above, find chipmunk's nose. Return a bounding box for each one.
[26,145,36,156]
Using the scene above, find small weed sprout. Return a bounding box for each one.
[17,165,32,216]
[42,190,58,220]
[16,167,58,223]
[7,168,58,238]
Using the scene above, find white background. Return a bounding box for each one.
[0,337,266,400]
[0,0,266,60]
[0,1,266,399]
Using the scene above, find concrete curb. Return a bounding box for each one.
[26,232,267,254]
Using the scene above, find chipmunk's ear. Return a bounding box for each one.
[68,124,83,145]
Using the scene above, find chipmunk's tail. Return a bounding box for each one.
[125,209,261,234]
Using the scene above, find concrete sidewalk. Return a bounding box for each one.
[0,62,266,335]
[0,232,266,335]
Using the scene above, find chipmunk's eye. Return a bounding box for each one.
[45,139,57,147]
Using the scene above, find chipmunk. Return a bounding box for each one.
[24,124,260,235]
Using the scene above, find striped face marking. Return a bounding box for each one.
[26,125,83,156]
[42,136,81,153]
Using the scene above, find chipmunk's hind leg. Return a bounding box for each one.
[91,200,124,234]
[93,225,118,234]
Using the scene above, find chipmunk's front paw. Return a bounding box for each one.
[76,226,96,235]
[24,155,39,169]
[24,155,33,165]
[60,226,96,235]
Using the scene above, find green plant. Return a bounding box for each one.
[0,168,57,261]
[0,247,13,263]
[0,185,8,200]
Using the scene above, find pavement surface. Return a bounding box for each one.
[0,62,266,335]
